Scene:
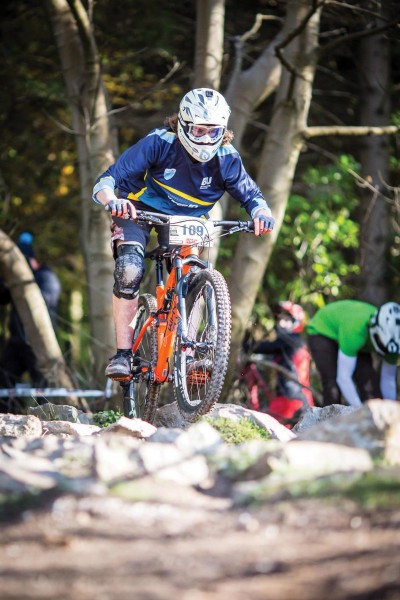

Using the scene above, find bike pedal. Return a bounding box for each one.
[131,356,144,374]
[113,374,133,382]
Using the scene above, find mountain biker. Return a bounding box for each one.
[249,301,314,420]
[92,88,275,380]
[307,300,400,407]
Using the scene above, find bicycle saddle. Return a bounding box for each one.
[145,245,169,260]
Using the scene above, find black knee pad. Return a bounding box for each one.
[113,244,145,300]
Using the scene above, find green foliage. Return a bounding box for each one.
[205,417,269,444]
[92,410,123,428]
[217,155,365,326]
[264,156,361,312]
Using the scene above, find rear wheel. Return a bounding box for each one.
[173,269,231,421]
[129,293,160,423]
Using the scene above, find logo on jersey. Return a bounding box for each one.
[164,168,176,181]
[200,176,212,190]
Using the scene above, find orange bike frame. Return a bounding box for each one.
[131,245,200,383]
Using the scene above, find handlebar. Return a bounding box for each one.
[104,205,254,232]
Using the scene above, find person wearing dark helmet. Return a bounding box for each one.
[250,301,314,420]
[307,300,400,407]
[0,232,61,410]
[93,88,275,380]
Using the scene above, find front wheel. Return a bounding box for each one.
[130,293,161,423]
[173,269,231,421]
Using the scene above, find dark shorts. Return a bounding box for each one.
[110,202,170,259]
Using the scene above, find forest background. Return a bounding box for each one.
[0,0,399,397]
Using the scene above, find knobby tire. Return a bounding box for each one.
[131,293,160,424]
[173,269,231,421]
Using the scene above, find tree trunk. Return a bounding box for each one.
[194,0,225,89]
[357,0,391,305]
[47,0,118,382]
[0,230,76,402]
[205,10,283,262]
[222,0,322,398]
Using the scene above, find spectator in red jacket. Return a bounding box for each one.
[249,301,314,422]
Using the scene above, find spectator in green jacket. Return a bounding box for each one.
[307,300,399,407]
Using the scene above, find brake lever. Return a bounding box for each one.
[136,214,165,226]
[104,205,166,226]
[228,223,253,235]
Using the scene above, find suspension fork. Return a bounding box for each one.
[175,253,212,341]
[175,256,190,338]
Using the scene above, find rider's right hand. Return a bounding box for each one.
[106,198,136,219]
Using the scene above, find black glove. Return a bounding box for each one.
[106,199,133,219]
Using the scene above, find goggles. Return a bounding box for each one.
[185,123,225,144]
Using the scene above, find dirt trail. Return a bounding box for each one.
[1,491,399,600]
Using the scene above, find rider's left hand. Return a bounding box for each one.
[253,210,275,236]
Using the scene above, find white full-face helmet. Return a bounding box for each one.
[177,88,231,162]
[369,301,400,355]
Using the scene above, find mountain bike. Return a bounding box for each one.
[107,210,254,424]
[231,346,322,428]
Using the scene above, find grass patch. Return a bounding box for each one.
[205,417,269,444]
[345,470,400,509]
[236,468,400,509]
[92,410,123,428]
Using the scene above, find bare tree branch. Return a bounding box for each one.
[229,14,282,83]
[319,16,400,59]
[304,124,399,138]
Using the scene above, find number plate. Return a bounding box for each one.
[168,216,215,247]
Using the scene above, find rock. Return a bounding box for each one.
[208,403,296,442]
[149,421,223,456]
[297,399,400,465]
[292,404,357,434]
[155,402,189,429]
[29,403,92,424]
[91,434,144,483]
[138,442,210,485]
[42,421,101,437]
[0,414,42,439]
[279,440,373,474]
[99,416,157,439]
[211,439,372,483]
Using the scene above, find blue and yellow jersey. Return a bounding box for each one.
[93,127,269,218]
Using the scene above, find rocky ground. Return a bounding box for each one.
[0,400,400,600]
